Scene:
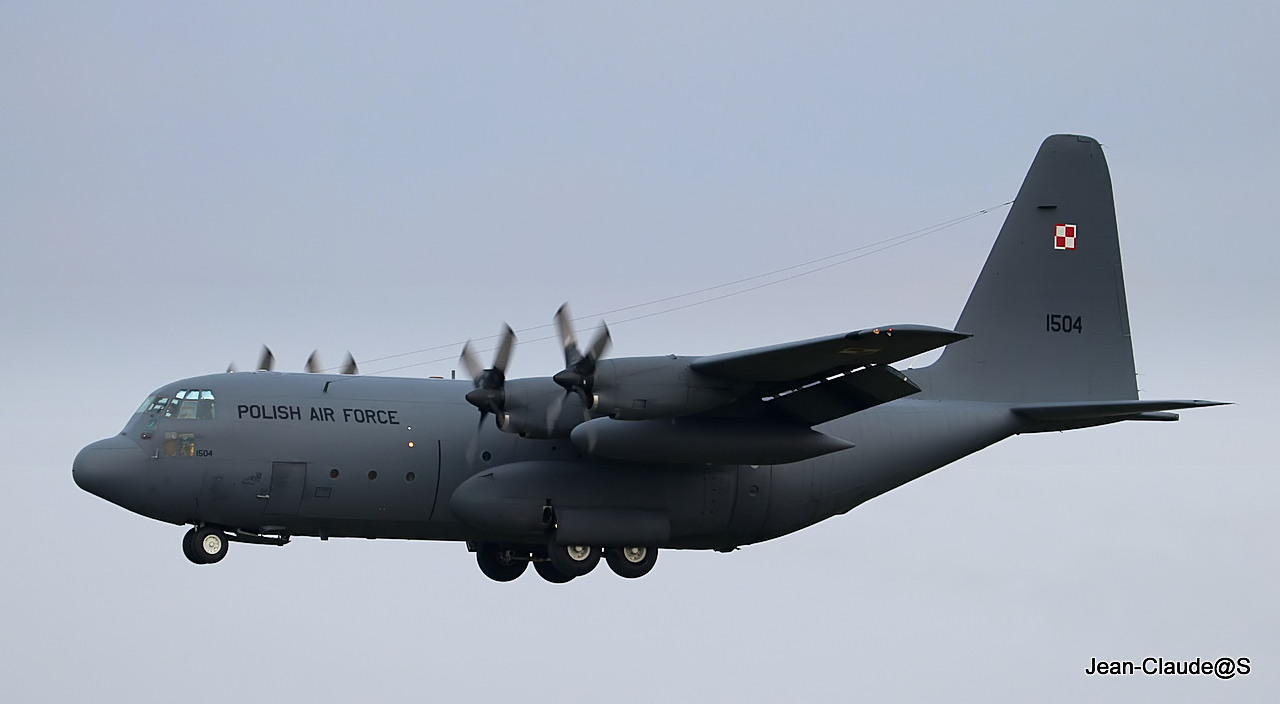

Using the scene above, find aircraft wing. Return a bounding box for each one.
[690,324,968,426]
[690,324,969,382]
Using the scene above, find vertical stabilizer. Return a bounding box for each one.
[919,135,1137,403]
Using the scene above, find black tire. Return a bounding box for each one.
[192,527,228,564]
[475,544,529,582]
[181,528,205,564]
[546,540,600,578]
[533,559,575,584]
[605,546,658,579]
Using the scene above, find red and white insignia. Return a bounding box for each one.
[1054,223,1077,250]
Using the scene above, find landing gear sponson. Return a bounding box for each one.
[180,525,291,565]
[473,541,659,583]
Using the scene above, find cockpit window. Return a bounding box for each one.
[139,389,216,420]
[198,390,215,420]
[175,390,199,419]
[137,395,157,414]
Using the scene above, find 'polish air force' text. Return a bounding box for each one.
[237,404,400,424]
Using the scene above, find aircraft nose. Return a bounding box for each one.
[73,435,148,505]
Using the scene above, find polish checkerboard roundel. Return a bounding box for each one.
[1054,223,1077,250]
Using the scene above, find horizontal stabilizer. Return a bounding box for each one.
[1012,399,1228,430]
[692,324,968,383]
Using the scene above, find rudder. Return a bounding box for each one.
[918,135,1138,403]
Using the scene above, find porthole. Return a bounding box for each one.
[330,469,339,479]
[405,472,416,482]
[368,470,378,480]
[481,451,492,462]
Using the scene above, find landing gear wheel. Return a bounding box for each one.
[188,527,228,564]
[546,540,600,578]
[475,544,529,582]
[605,546,658,578]
[533,559,575,584]
[182,528,203,564]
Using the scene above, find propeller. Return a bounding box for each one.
[305,351,359,375]
[257,346,275,372]
[551,303,610,407]
[305,350,322,374]
[460,325,517,426]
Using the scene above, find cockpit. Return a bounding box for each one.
[137,389,217,420]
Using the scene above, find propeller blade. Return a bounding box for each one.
[459,341,484,381]
[586,323,611,364]
[555,303,582,367]
[257,346,274,372]
[226,362,237,373]
[492,324,516,375]
[545,391,567,435]
[305,350,322,374]
[465,413,487,464]
[341,352,358,375]
[460,324,518,419]
[553,304,611,399]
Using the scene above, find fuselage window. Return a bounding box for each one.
[164,432,198,458]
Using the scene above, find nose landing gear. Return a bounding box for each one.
[182,527,228,564]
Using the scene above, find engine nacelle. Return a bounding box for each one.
[495,378,588,439]
[589,356,739,420]
[570,416,853,464]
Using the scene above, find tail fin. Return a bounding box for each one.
[919,135,1138,403]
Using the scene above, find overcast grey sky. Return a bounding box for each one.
[3,2,1277,702]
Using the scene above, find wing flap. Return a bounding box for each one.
[765,365,921,426]
[691,324,969,383]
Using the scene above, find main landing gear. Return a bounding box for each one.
[473,541,659,583]
[182,526,228,564]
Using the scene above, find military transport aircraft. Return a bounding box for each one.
[73,135,1223,583]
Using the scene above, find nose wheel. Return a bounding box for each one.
[182,527,229,564]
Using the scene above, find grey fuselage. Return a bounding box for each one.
[76,369,1018,551]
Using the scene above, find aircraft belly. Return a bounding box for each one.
[449,461,741,546]
[758,401,1019,541]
